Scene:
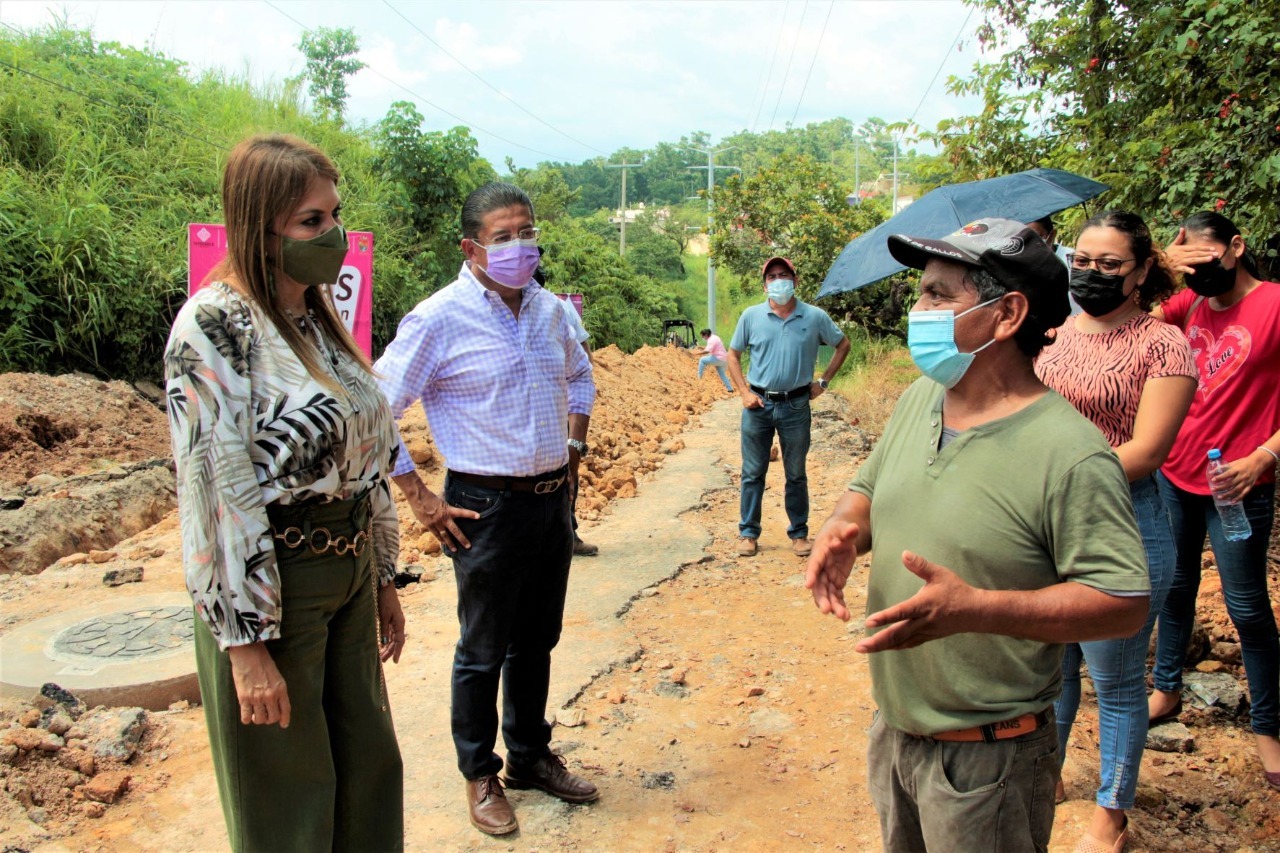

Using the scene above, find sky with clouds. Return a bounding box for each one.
[2,0,989,168]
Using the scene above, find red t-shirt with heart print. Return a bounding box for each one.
[1161,280,1280,494]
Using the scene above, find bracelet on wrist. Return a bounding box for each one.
[1259,445,1280,464]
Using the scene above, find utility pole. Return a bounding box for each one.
[605,161,642,255]
[891,136,899,215]
[685,145,738,334]
[851,124,862,206]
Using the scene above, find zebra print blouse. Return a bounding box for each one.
[164,282,400,650]
[1035,312,1195,448]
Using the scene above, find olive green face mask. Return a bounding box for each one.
[279,224,348,286]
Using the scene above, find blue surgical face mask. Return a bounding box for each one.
[767,278,795,303]
[906,297,1001,389]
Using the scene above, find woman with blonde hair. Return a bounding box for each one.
[165,134,406,851]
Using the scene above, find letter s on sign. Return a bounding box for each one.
[334,267,357,302]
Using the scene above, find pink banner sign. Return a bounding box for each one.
[187,224,374,357]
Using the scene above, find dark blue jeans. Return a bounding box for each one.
[739,395,811,541]
[444,475,573,779]
[1153,473,1278,736]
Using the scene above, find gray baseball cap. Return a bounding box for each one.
[887,218,1071,332]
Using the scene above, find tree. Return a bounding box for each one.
[709,155,906,338]
[648,201,704,255]
[297,27,365,122]
[930,0,1280,268]
[503,159,579,224]
[536,218,678,352]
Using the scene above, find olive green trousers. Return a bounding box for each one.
[194,498,403,852]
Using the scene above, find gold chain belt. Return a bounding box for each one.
[272,520,373,557]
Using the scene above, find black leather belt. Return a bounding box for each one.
[449,466,568,494]
[750,384,810,401]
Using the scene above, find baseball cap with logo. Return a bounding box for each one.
[887,218,1071,333]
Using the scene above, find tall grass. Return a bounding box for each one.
[831,340,915,435]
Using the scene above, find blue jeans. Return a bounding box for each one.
[444,474,574,778]
[1055,475,1173,809]
[739,395,811,540]
[698,355,733,391]
[1153,474,1278,736]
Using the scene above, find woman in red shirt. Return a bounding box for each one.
[1150,211,1280,792]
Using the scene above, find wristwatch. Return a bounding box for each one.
[817,378,829,389]
[567,438,589,457]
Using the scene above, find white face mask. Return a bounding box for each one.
[767,279,795,303]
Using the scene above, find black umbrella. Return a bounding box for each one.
[817,168,1109,298]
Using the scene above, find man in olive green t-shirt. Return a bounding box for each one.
[805,219,1150,853]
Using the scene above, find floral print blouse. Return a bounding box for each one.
[164,281,400,650]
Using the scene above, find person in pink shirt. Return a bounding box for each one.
[695,328,734,392]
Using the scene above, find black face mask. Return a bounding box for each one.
[1186,258,1236,297]
[1069,268,1131,317]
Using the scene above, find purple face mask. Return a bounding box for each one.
[477,238,540,289]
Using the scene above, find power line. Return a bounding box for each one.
[750,1,789,133]
[788,0,834,128]
[768,0,808,130]
[0,54,229,153]
[1,19,233,152]
[381,0,606,157]
[905,7,974,132]
[261,0,573,162]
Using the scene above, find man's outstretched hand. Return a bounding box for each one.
[804,520,861,622]
[854,551,987,653]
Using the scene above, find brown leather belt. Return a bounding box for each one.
[929,710,1052,743]
[449,466,568,495]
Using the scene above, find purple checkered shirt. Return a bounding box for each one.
[375,263,595,478]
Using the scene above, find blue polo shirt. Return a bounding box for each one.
[729,298,845,392]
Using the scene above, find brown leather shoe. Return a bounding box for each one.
[503,754,599,803]
[791,538,812,557]
[573,535,599,557]
[466,775,518,835]
[737,537,758,556]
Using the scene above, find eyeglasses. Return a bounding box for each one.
[1066,253,1134,275]
[475,227,541,247]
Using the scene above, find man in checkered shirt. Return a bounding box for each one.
[375,182,597,836]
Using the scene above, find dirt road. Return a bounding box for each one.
[2,361,1278,851]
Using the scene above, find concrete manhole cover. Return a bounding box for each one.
[0,593,200,710]
[50,605,194,661]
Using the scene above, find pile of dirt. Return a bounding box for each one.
[0,346,732,574]
[393,344,733,560]
[0,374,170,492]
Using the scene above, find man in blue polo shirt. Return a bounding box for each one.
[727,256,850,557]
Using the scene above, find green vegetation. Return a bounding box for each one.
[931,0,1280,264]
[0,25,456,378]
[11,2,1267,387]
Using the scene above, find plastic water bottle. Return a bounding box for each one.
[1207,449,1252,541]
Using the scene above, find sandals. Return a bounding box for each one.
[1266,770,1280,792]
[1074,818,1129,853]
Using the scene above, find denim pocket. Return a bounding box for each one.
[447,485,505,521]
[785,394,812,412]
